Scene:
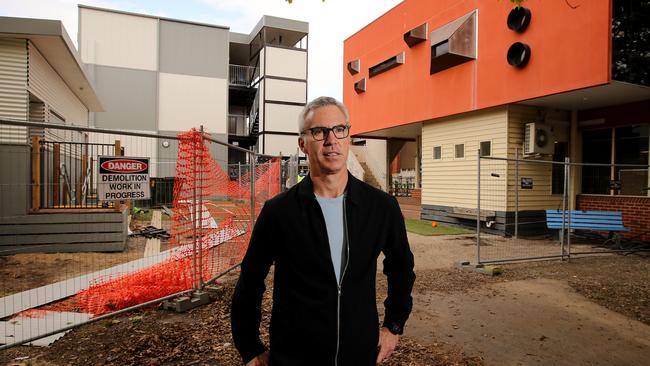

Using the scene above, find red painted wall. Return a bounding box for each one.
[343,0,612,136]
[577,195,650,239]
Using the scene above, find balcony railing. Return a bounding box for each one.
[229,65,257,87]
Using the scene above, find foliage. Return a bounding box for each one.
[612,0,650,86]
[404,219,473,236]
[499,0,528,8]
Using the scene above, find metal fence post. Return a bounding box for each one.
[515,148,519,239]
[279,156,284,192]
[197,125,204,290]
[477,149,481,265]
[560,157,569,260]
[250,153,256,229]
[566,157,572,261]
[238,162,242,197]
[192,130,199,290]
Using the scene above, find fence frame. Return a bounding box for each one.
[0,118,283,350]
[476,152,650,265]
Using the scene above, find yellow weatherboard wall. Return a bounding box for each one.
[422,106,508,211]
[506,105,569,211]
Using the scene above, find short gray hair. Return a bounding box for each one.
[298,96,350,132]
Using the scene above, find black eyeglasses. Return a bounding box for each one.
[300,124,350,141]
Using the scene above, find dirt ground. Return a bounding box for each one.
[1,233,649,365]
[0,216,171,297]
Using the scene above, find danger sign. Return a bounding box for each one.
[98,156,151,200]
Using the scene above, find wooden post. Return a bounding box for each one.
[31,136,41,212]
[53,143,60,206]
[113,140,122,210]
[114,140,121,156]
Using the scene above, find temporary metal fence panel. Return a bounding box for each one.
[564,161,650,256]
[477,153,569,264]
[477,152,650,264]
[0,119,281,349]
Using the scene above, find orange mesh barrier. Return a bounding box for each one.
[28,129,280,316]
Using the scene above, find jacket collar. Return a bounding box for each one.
[298,171,360,206]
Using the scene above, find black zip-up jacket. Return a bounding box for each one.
[231,172,415,366]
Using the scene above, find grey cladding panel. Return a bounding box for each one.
[0,145,29,217]
[156,134,179,178]
[0,222,123,235]
[0,212,124,224]
[1,232,124,245]
[0,242,126,255]
[91,65,157,130]
[157,131,228,177]
[159,20,228,78]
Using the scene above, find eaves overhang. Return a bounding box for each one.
[0,16,103,111]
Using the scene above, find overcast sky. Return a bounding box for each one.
[1,0,402,101]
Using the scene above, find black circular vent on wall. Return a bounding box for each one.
[507,7,532,32]
[507,42,531,68]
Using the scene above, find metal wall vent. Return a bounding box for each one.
[404,23,428,47]
[429,10,477,74]
[369,52,405,78]
[354,78,366,93]
[507,42,531,68]
[347,59,360,75]
[507,7,532,33]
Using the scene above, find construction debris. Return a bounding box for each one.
[130,226,170,240]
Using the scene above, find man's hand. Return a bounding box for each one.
[245,351,269,366]
[376,327,399,364]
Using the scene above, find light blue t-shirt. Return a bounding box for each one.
[315,194,347,284]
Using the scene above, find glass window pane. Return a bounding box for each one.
[433,146,441,160]
[480,141,491,157]
[615,124,649,195]
[455,144,464,158]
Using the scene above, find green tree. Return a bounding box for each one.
[612,0,650,86]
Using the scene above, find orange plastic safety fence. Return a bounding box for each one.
[33,129,280,316]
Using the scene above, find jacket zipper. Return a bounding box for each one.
[334,197,351,366]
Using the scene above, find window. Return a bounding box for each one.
[455,144,464,158]
[433,146,441,160]
[369,52,405,78]
[615,125,649,195]
[552,142,568,195]
[580,125,649,195]
[480,141,491,157]
[581,129,612,194]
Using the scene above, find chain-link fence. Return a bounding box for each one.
[477,151,650,264]
[0,119,282,349]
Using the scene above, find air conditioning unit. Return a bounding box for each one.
[523,123,554,155]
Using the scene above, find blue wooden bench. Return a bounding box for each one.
[546,210,628,244]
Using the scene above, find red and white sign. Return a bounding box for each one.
[98,156,150,200]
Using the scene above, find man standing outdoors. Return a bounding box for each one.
[231,97,415,365]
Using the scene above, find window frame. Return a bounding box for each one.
[433,145,442,160]
[479,140,492,157]
[454,143,465,159]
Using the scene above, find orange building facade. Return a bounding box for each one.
[344,0,650,236]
